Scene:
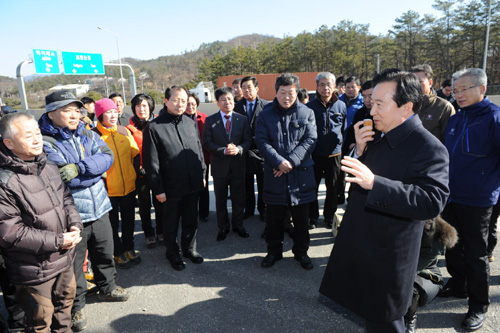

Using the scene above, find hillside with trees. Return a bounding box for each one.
[2,0,499,108]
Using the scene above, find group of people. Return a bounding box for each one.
[0,65,498,333]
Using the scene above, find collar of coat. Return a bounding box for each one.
[0,140,46,176]
[316,92,338,108]
[374,114,422,150]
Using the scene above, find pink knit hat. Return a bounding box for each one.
[95,98,118,119]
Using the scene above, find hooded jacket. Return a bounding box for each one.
[38,114,113,222]
[444,97,500,207]
[0,142,82,285]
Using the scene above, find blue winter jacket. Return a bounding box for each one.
[339,93,364,130]
[307,95,346,156]
[39,114,114,222]
[255,98,317,206]
[444,97,500,207]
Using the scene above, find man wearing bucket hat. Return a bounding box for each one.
[38,90,129,332]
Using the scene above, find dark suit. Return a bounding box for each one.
[319,116,449,324]
[202,111,251,231]
[234,97,269,217]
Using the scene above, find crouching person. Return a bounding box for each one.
[0,112,83,332]
[404,216,458,333]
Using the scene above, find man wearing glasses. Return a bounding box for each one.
[439,68,500,331]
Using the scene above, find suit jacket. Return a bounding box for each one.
[234,97,269,173]
[202,111,251,178]
[319,115,450,322]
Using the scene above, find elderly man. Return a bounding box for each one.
[39,90,129,332]
[439,68,500,331]
[410,64,455,142]
[143,86,206,271]
[255,73,317,270]
[307,72,346,230]
[234,76,270,221]
[320,70,449,332]
[0,112,83,332]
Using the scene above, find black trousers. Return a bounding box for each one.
[163,192,200,260]
[136,176,163,238]
[198,164,210,219]
[266,203,310,256]
[213,171,245,231]
[487,197,499,256]
[0,254,24,329]
[309,155,341,219]
[244,171,265,216]
[442,202,491,313]
[365,317,405,333]
[109,191,137,256]
[72,215,117,313]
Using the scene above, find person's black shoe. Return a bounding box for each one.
[242,212,254,220]
[199,216,208,223]
[233,227,250,238]
[261,254,283,268]
[294,254,314,270]
[183,251,204,264]
[438,284,468,298]
[216,229,229,242]
[405,314,417,333]
[168,257,185,271]
[325,217,333,229]
[461,310,486,331]
[308,218,317,229]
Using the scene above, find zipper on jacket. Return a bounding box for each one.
[111,132,127,195]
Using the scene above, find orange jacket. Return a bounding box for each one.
[95,122,139,197]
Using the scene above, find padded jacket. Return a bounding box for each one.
[39,115,113,223]
[0,142,82,285]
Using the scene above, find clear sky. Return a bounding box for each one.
[0,0,441,79]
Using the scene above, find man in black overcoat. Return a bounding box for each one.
[319,70,450,332]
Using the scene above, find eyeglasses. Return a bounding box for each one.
[452,85,480,95]
[318,83,333,88]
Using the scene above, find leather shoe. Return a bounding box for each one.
[233,227,250,238]
[438,284,468,298]
[242,212,254,220]
[261,254,283,268]
[294,254,314,270]
[199,216,208,223]
[183,251,204,264]
[216,229,229,242]
[168,257,185,271]
[308,218,317,230]
[462,310,485,331]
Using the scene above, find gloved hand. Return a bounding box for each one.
[59,164,80,183]
[138,168,147,177]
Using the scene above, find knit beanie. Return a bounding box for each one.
[95,98,118,119]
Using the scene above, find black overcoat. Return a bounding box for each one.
[319,115,449,322]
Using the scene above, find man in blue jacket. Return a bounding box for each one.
[255,73,317,270]
[307,72,346,231]
[39,90,129,332]
[439,68,500,332]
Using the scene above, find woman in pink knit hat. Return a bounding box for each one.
[94,98,141,269]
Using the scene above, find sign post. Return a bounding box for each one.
[32,49,60,74]
[61,51,105,75]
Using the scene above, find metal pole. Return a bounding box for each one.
[482,0,492,71]
[376,54,380,74]
[98,26,126,104]
[16,59,33,110]
[104,63,136,98]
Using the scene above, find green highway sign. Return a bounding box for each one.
[61,51,105,75]
[33,49,60,74]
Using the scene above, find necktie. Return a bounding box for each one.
[247,103,254,120]
[224,115,231,134]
